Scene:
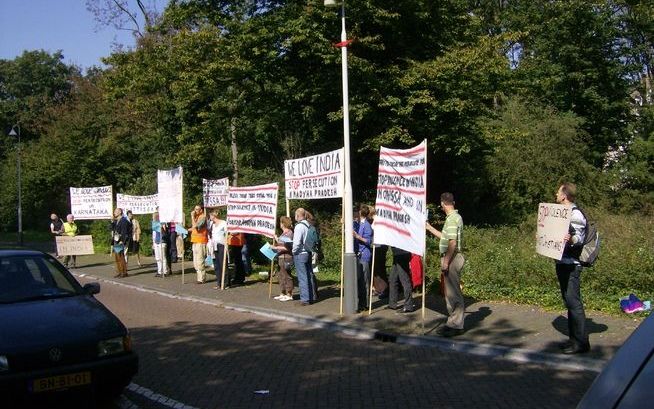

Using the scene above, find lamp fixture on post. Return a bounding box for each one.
[8,125,23,247]
[325,0,357,315]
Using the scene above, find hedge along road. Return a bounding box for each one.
[81,276,597,409]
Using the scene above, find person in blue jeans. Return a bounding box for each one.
[292,207,315,306]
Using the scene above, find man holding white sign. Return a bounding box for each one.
[553,182,590,355]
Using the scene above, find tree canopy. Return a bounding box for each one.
[1,0,652,230]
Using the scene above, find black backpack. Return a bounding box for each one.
[574,207,600,267]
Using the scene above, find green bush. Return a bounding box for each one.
[455,208,654,314]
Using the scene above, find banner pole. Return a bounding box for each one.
[181,242,185,285]
[422,138,428,335]
[286,199,290,218]
[269,239,274,298]
[221,243,229,290]
[339,201,345,316]
[368,245,376,315]
[422,254,426,335]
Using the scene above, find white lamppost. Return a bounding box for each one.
[325,0,356,314]
[9,125,22,247]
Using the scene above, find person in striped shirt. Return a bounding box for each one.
[426,192,465,337]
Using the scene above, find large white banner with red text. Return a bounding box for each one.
[536,202,573,260]
[157,167,183,223]
[284,149,343,199]
[226,183,278,238]
[70,186,113,220]
[116,193,159,215]
[373,141,427,256]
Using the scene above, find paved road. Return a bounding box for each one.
[82,277,597,409]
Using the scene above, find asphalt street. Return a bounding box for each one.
[83,276,598,409]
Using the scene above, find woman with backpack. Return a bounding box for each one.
[292,208,317,305]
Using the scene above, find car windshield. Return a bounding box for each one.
[0,254,83,303]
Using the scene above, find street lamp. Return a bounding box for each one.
[8,125,22,247]
[325,0,356,314]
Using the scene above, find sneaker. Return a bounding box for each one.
[280,295,293,301]
[274,294,285,300]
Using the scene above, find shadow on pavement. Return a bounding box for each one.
[127,317,596,409]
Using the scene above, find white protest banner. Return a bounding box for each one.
[226,182,278,238]
[70,186,113,220]
[157,167,183,223]
[116,193,159,215]
[56,235,95,256]
[536,202,572,260]
[285,148,343,200]
[203,177,229,208]
[373,140,427,256]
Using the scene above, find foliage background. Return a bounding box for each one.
[1,0,652,314]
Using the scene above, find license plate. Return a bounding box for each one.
[31,371,92,392]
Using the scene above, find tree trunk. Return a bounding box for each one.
[231,117,239,187]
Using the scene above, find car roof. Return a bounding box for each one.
[0,248,48,257]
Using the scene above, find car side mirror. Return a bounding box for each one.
[83,282,101,295]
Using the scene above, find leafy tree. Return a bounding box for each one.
[480,98,600,222]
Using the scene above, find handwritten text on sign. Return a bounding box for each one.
[56,235,95,256]
[226,183,278,238]
[203,177,229,208]
[158,167,183,223]
[285,149,343,199]
[373,141,427,256]
[536,202,572,260]
[116,193,159,215]
[70,186,113,220]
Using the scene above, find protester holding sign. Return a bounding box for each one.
[271,216,294,301]
[354,205,373,312]
[387,246,415,313]
[292,208,316,306]
[190,205,209,284]
[554,183,590,354]
[111,208,130,278]
[227,232,246,285]
[126,210,142,267]
[208,211,227,289]
[62,214,78,268]
[49,213,64,258]
[425,192,465,337]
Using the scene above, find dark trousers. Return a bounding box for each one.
[388,253,414,310]
[373,245,389,283]
[213,244,225,285]
[357,259,371,310]
[169,231,178,261]
[229,246,245,284]
[556,263,590,349]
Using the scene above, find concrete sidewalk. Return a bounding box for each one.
[69,253,643,372]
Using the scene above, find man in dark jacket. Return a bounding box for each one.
[111,208,131,278]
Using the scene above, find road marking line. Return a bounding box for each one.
[126,382,199,409]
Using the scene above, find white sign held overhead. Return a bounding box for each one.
[285,148,343,200]
[69,186,113,220]
[373,141,427,256]
[203,177,229,208]
[536,202,573,260]
[226,183,278,238]
[116,193,159,215]
[157,167,183,223]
